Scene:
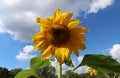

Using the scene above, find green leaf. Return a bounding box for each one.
[30,56,51,70]
[15,69,39,78]
[73,54,120,74]
[65,58,74,67]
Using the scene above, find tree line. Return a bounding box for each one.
[0,66,56,78]
[0,66,120,78]
[0,67,22,78]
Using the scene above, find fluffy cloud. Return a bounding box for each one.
[0,0,115,41]
[22,45,34,53]
[88,0,114,13]
[16,52,36,61]
[0,19,4,32]
[74,56,87,74]
[16,45,36,61]
[109,44,120,62]
[74,66,87,74]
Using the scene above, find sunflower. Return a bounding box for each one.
[32,8,89,64]
[86,67,97,76]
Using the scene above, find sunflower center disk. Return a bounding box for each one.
[48,25,70,46]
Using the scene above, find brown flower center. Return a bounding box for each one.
[48,24,70,46]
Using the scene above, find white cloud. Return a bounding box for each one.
[0,19,4,33]
[109,44,120,62]
[23,45,34,53]
[0,0,115,41]
[74,66,87,74]
[16,52,36,61]
[74,56,87,74]
[102,48,111,53]
[16,45,36,61]
[78,56,84,63]
[3,0,20,6]
[88,0,115,13]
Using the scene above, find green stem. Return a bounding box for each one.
[114,73,116,78]
[58,63,62,78]
[104,73,110,78]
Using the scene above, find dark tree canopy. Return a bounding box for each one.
[0,67,9,78]
[0,67,22,78]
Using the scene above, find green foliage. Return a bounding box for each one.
[63,72,96,78]
[0,67,22,78]
[15,69,39,78]
[30,56,51,70]
[65,58,74,67]
[73,54,120,74]
[9,68,22,78]
[37,66,56,78]
[15,66,56,78]
[0,66,120,78]
[0,67,9,78]
[15,54,120,78]
[15,56,53,78]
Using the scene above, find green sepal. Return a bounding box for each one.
[65,58,74,67]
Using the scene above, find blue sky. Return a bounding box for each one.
[0,0,120,72]
[82,0,120,55]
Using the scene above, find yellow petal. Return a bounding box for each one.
[69,31,84,50]
[90,72,93,76]
[36,18,48,28]
[69,40,80,56]
[53,8,61,23]
[79,26,89,34]
[34,40,49,50]
[60,12,67,24]
[55,48,62,64]
[34,41,44,50]
[73,48,79,56]
[41,45,55,59]
[68,19,81,27]
[63,12,73,25]
[32,33,46,41]
[93,70,97,75]
[55,47,70,64]
[78,41,86,50]
[36,18,47,24]
[70,29,86,42]
[66,39,79,56]
[70,26,89,34]
[78,34,86,41]
[47,16,53,24]
[32,37,46,43]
